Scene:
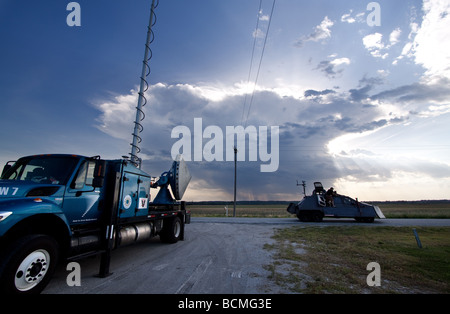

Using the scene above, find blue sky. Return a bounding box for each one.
[1,0,449,201]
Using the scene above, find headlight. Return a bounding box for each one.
[0,211,13,222]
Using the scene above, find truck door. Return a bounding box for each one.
[63,160,101,224]
[137,176,151,218]
[119,172,150,219]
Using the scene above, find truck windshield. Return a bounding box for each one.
[1,156,79,185]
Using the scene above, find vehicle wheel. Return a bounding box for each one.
[355,217,375,223]
[0,235,59,294]
[312,212,323,222]
[160,216,182,244]
[297,212,309,222]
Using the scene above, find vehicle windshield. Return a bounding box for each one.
[1,156,79,185]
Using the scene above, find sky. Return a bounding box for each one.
[1,0,449,202]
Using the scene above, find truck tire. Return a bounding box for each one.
[312,212,324,222]
[297,211,323,222]
[297,211,309,222]
[0,235,59,294]
[355,217,375,223]
[160,216,182,244]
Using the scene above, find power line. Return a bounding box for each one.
[242,0,276,128]
[234,0,276,216]
[241,0,263,126]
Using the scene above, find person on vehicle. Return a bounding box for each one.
[326,187,336,207]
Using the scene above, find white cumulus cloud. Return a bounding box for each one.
[294,16,334,47]
[394,0,450,82]
[389,28,402,46]
[362,32,388,59]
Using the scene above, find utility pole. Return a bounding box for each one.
[233,146,237,217]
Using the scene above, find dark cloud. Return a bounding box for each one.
[315,60,344,78]
[349,85,373,102]
[348,75,385,102]
[372,77,450,103]
[304,89,335,98]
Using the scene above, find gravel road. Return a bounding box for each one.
[43,217,450,294]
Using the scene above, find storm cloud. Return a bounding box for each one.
[94,70,450,201]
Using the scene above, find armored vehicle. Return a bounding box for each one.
[287,182,385,223]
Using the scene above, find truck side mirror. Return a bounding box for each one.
[1,164,11,177]
[1,161,15,178]
[92,160,106,188]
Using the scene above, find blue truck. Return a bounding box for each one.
[0,153,191,294]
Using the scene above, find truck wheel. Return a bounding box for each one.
[297,211,323,222]
[160,216,182,244]
[355,217,375,223]
[0,235,59,294]
[312,212,324,222]
[297,212,309,222]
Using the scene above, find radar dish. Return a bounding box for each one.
[169,155,191,200]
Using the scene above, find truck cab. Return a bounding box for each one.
[0,155,104,231]
[0,154,190,294]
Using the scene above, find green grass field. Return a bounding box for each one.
[372,201,450,219]
[265,226,450,293]
[188,204,291,218]
[187,201,450,219]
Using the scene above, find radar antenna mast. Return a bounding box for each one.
[130,0,159,167]
[297,180,306,196]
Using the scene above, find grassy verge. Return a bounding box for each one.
[187,202,450,219]
[372,201,450,218]
[188,204,292,218]
[264,226,450,293]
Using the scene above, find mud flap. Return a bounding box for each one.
[185,211,191,224]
